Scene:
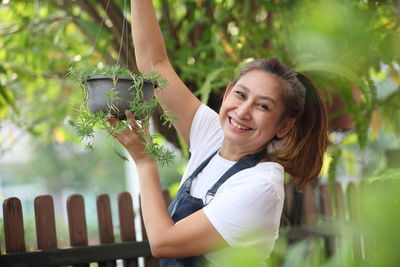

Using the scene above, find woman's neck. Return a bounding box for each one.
[219,139,266,161]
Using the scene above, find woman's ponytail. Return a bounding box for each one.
[284,73,328,190]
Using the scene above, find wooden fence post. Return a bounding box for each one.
[118,192,139,267]
[3,198,26,254]
[67,194,89,267]
[303,183,317,225]
[97,194,116,267]
[34,195,58,250]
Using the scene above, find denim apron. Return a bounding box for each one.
[160,149,265,267]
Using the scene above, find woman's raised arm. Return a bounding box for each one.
[130,0,201,146]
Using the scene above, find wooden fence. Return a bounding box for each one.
[0,182,363,266]
[0,191,171,267]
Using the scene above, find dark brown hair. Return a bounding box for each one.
[235,58,328,189]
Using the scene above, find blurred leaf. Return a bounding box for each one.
[341,133,358,146]
[196,67,225,104]
[168,182,180,198]
[342,148,357,175]
[0,84,19,117]
[296,61,364,89]
[328,147,341,184]
[282,238,325,267]
[76,17,109,41]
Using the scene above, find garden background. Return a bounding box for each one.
[0,0,399,266]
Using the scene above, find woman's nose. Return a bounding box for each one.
[236,102,252,120]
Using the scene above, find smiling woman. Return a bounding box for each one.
[109,1,328,266]
[227,59,328,189]
[219,70,289,161]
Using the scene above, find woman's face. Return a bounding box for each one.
[219,70,291,153]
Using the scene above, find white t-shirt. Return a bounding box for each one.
[180,104,285,266]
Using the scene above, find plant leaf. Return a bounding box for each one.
[296,61,364,88]
[196,68,225,104]
[0,84,19,116]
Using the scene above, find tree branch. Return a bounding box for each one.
[264,7,274,52]
[160,0,178,50]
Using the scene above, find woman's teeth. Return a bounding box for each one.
[230,118,251,130]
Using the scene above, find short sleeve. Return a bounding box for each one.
[189,104,222,153]
[203,173,283,250]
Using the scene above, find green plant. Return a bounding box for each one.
[68,64,176,166]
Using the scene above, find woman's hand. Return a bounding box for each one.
[109,110,152,164]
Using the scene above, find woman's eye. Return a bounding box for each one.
[235,91,245,98]
[258,104,269,111]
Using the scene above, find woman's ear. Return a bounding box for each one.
[276,118,296,139]
[223,82,235,101]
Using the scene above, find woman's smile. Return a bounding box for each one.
[228,117,253,131]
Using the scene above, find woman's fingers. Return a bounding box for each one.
[125,110,151,136]
[105,111,150,163]
[107,110,147,141]
[125,110,138,129]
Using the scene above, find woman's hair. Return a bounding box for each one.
[235,58,328,190]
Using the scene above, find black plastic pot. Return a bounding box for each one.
[86,75,154,120]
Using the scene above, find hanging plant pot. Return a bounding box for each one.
[68,64,176,166]
[86,75,154,120]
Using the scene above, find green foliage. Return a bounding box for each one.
[265,174,400,267]
[0,1,90,148]
[327,146,341,185]
[1,1,400,265]
[144,138,175,166]
[128,86,159,119]
[1,0,400,252]
[0,82,18,118]
[68,64,134,85]
[0,0,398,197]
[1,0,399,161]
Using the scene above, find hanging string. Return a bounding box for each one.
[79,0,112,106]
[116,0,127,67]
[86,0,112,68]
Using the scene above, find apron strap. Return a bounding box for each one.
[168,149,219,215]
